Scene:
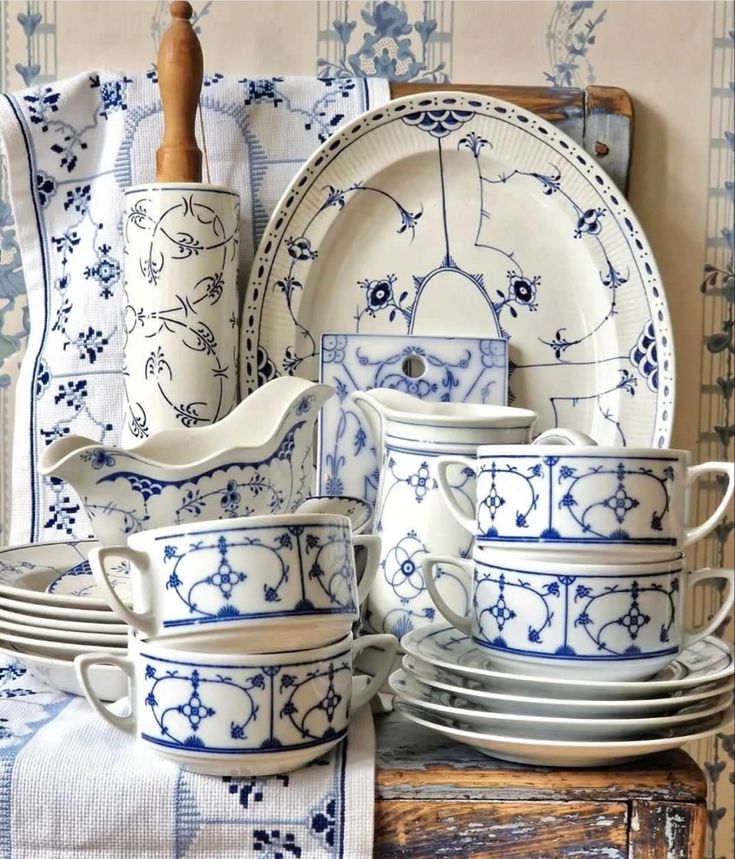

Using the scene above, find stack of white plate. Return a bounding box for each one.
[0,539,130,701]
[391,624,735,767]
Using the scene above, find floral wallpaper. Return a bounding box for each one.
[0,1,732,855]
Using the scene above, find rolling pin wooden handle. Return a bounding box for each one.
[155,1,203,183]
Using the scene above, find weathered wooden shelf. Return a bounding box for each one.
[374,711,706,858]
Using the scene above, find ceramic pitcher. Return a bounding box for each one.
[350,389,538,640]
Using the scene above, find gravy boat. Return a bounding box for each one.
[38,377,334,545]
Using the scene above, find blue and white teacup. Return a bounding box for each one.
[437,445,735,557]
[89,513,379,653]
[422,548,734,681]
[75,632,398,775]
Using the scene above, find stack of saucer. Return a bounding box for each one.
[392,624,734,766]
[390,441,735,765]
[0,540,130,701]
[77,513,398,776]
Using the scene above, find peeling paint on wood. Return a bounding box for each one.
[374,800,628,858]
[627,801,706,859]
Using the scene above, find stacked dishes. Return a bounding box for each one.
[78,513,398,776]
[393,625,734,767]
[0,540,129,701]
[388,441,735,765]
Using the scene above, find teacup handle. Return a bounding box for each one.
[436,456,477,535]
[75,653,136,736]
[422,554,474,633]
[353,535,380,604]
[683,568,735,649]
[534,427,597,446]
[684,462,735,547]
[351,634,399,710]
[89,546,156,636]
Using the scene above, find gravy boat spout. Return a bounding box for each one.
[38,377,334,545]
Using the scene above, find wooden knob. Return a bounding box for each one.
[155,1,203,183]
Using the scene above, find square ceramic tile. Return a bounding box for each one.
[318,334,508,504]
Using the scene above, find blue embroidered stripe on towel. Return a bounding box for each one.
[0,72,390,545]
[0,657,376,858]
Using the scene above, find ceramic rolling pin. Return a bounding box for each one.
[121,1,241,444]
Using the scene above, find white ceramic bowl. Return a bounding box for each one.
[76,632,398,775]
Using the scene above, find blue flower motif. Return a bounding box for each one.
[286,236,317,261]
[559,492,577,508]
[163,545,177,560]
[574,208,606,238]
[325,475,344,497]
[559,465,576,480]
[35,171,57,208]
[166,572,182,590]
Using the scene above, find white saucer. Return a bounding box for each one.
[0,606,127,636]
[146,735,344,776]
[402,625,734,699]
[0,642,127,701]
[0,593,119,622]
[390,669,733,741]
[0,616,127,646]
[394,701,735,767]
[0,539,111,610]
[44,559,131,604]
[0,629,126,659]
[402,655,735,718]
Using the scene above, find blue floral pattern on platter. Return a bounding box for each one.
[470,556,682,663]
[246,93,673,450]
[153,521,357,629]
[318,333,508,505]
[138,646,353,754]
[475,452,681,547]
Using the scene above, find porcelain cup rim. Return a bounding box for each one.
[353,389,537,428]
[126,511,354,544]
[130,630,355,665]
[476,444,696,458]
[474,545,686,575]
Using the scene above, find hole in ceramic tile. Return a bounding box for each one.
[401,355,426,378]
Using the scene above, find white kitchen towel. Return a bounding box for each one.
[0,656,376,858]
[0,72,390,545]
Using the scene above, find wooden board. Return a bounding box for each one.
[375,800,629,858]
[375,713,707,804]
[388,83,634,192]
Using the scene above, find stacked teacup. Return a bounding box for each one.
[75,513,398,775]
[426,443,735,682]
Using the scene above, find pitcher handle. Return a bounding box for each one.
[353,535,380,604]
[349,391,385,460]
[422,554,474,633]
[684,462,735,547]
[436,456,477,534]
[683,568,735,648]
[75,653,136,736]
[534,428,597,446]
[89,546,156,636]
[351,634,399,710]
